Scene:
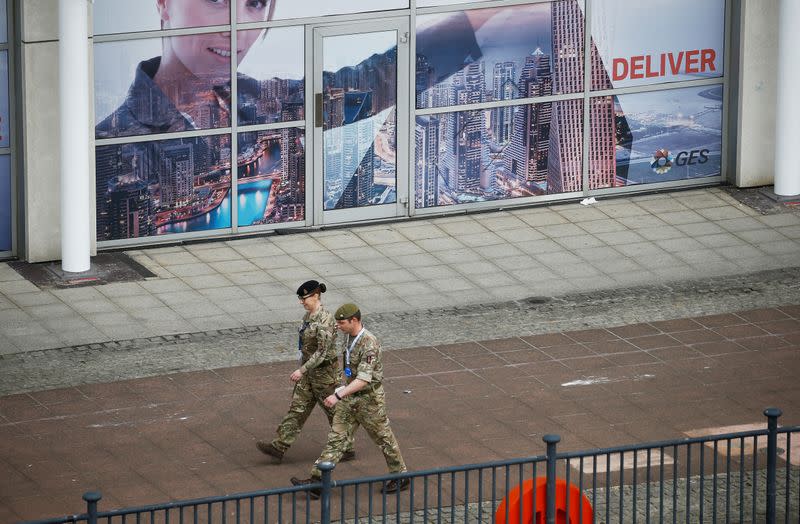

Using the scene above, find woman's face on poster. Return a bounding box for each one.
[157,0,272,78]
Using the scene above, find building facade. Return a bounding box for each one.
[0,0,792,262]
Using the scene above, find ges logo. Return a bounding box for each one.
[650,148,710,175]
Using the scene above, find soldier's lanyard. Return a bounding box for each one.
[344,328,365,378]
[298,320,310,354]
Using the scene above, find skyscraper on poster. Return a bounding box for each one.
[548,0,619,194]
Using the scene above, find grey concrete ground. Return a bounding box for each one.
[2,265,800,396]
[2,187,800,356]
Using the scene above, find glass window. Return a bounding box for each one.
[322,31,398,211]
[0,0,7,44]
[416,1,584,110]
[590,0,725,90]
[414,99,582,208]
[0,154,10,251]
[265,0,408,21]
[237,128,305,226]
[93,0,233,35]
[0,50,8,148]
[95,37,236,138]
[591,85,723,189]
[95,135,231,241]
[237,27,305,126]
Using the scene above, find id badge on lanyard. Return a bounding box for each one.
[344,328,365,378]
[298,321,309,361]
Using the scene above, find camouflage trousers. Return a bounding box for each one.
[311,385,405,478]
[271,367,355,453]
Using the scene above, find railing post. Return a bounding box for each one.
[764,407,782,524]
[318,461,335,524]
[543,434,561,524]
[83,492,102,524]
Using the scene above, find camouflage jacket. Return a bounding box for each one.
[342,328,383,386]
[298,307,338,373]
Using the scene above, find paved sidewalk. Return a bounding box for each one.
[1,305,799,521]
[2,187,800,354]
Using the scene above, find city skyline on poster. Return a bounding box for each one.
[414,0,619,208]
[416,2,581,111]
[95,128,306,242]
[321,34,398,211]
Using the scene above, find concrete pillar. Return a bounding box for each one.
[58,0,91,272]
[773,0,800,197]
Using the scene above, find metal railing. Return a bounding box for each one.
[24,408,800,524]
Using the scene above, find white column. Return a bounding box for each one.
[59,0,91,272]
[774,0,800,197]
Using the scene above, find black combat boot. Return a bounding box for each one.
[290,476,322,499]
[256,440,284,463]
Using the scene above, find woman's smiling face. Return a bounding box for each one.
[157,0,271,79]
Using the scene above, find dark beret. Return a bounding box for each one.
[297,280,325,298]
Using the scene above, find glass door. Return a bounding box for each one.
[312,19,409,225]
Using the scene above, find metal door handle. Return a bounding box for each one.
[315,93,323,128]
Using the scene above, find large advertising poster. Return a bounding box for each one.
[94,3,308,241]
[593,85,723,189]
[591,0,725,90]
[95,136,231,241]
[414,0,621,208]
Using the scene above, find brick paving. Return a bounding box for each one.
[1,305,799,521]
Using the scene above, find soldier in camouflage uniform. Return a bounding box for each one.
[256,281,356,462]
[291,303,408,497]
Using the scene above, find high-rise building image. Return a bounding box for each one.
[548,0,629,193]
[106,178,153,240]
[158,143,194,207]
[492,62,516,145]
[453,63,485,193]
[506,49,553,188]
[415,115,440,208]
